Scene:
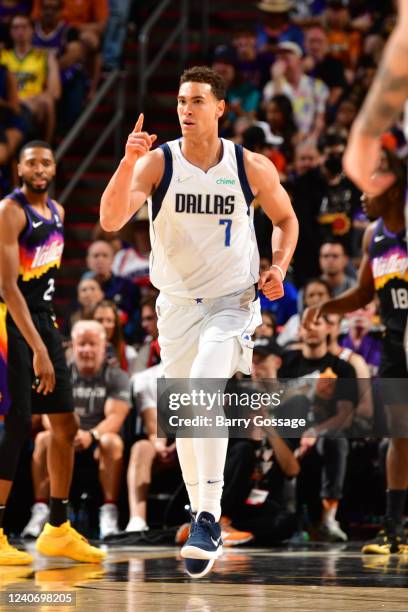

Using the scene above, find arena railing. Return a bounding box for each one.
[137,0,189,112]
[55,69,125,205]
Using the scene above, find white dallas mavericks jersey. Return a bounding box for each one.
[147,138,260,298]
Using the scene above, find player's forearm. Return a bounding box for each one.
[271,215,299,275]
[320,286,373,316]
[94,412,127,435]
[354,24,408,138]
[315,403,354,434]
[100,159,141,231]
[0,285,47,354]
[265,432,300,477]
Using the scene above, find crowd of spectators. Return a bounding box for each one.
[0,0,134,194]
[4,0,408,547]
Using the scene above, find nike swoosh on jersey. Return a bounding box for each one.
[32,220,43,228]
[374,235,385,242]
[177,175,193,183]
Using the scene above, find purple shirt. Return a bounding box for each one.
[340,333,382,377]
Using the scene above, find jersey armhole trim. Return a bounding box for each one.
[151,143,172,222]
[368,218,383,254]
[234,144,255,208]
[7,189,32,241]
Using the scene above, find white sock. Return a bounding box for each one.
[189,337,240,522]
[194,436,228,521]
[176,436,199,512]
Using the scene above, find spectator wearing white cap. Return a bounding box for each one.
[255,0,304,53]
[263,41,329,140]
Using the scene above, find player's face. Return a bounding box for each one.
[93,306,116,341]
[257,313,275,338]
[77,279,103,308]
[10,16,33,45]
[300,317,328,347]
[251,353,280,380]
[177,82,225,138]
[325,314,341,342]
[304,282,330,307]
[72,330,106,373]
[345,303,375,332]
[319,245,346,275]
[141,305,158,338]
[294,145,319,176]
[41,0,62,25]
[86,241,114,277]
[18,147,56,194]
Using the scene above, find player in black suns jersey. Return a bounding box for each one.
[304,149,408,556]
[0,141,105,565]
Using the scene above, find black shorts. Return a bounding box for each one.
[0,306,74,417]
[379,346,408,405]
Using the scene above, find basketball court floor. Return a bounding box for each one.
[1,544,407,611]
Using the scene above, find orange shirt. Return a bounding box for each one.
[32,0,109,26]
[327,30,361,68]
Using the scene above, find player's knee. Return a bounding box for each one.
[130,439,156,463]
[99,432,124,457]
[34,430,52,452]
[49,413,78,443]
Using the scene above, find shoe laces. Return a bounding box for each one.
[194,517,218,540]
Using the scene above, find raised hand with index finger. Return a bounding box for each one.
[124,113,157,165]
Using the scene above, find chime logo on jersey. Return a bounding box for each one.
[175,193,235,215]
[371,247,408,289]
[19,232,64,281]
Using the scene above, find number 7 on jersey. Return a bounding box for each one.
[219,219,232,247]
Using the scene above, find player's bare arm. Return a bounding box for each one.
[303,223,377,329]
[344,0,408,193]
[100,113,160,231]
[245,150,299,301]
[0,198,55,394]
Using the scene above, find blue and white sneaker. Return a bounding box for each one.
[180,511,223,561]
[184,557,215,579]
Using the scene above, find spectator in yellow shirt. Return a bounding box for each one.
[1,14,61,142]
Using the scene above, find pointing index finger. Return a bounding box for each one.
[134,113,144,133]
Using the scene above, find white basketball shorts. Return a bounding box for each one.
[156,285,262,378]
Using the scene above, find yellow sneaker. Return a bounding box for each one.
[0,529,33,565]
[35,564,106,587]
[35,522,106,563]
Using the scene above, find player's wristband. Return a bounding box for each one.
[270,264,285,281]
[90,429,100,444]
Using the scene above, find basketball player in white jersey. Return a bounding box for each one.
[100,66,298,578]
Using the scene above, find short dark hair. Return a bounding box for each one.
[19,140,54,160]
[180,66,226,100]
[11,13,33,27]
[141,292,159,311]
[320,239,348,256]
[303,277,332,296]
[382,148,407,198]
